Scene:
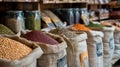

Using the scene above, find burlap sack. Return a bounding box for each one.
[112,28,120,64]
[0,35,43,67]
[85,30,104,67]
[59,31,89,67]
[36,33,68,67]
[90,26,115,67]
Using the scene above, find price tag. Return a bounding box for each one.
[109,38,114,49]
[58,56,67,67]
[96,42,103,57]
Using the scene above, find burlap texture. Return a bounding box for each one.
[89,26,115,67]
[0,35,43,67]
[86,30,104,67]
[61,31,89,67]
[36,33,67,67]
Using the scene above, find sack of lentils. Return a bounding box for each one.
[72,24,104,67]
[21,30,67,67]
[0,24,15,35]
[0,35,43,67]
[50,28,89,67]
[87,24,115,67]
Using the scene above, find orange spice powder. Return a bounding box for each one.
[72,24,91,31]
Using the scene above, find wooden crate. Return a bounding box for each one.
[56,0,68,3]
[43,0,55,3]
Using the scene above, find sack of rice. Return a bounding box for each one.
[21,30,67,67]
[50,28,89,67]
[0,35,43,67]
[88,26,115,67]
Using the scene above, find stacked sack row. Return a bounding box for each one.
[0,19,118,67]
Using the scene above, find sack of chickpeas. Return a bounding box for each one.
[20,30,68,67]
[50,28,89,67]
[89,26,115,67]
[0,35,43,67]
[86,30,104,67]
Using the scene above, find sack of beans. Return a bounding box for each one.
[71,24,104,67]
[88,26,115,67]
[0,35,43,67]
[86,30,104,67]
[50,28,89,67]
[21,30,67,67]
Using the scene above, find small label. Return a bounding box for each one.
[48,23,55,29]
[96,42,103,57]
[80,51,89,67]
[55,22,63,28]
[58,56,67,67]
[109,38,114,49]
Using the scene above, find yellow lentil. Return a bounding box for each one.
[0,37,32,60]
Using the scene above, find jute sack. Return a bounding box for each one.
[36,33,68,67]
[0,35,43,67]
[86,30,104,67]
[89,26,115,67]
[112,28,120,64]
[61,31,89,67]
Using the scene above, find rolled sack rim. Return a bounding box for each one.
[0,35,43,66]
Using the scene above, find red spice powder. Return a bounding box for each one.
[21,30,58,45]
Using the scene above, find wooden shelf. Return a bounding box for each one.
[42,0,88,4]
[89,17,99,21]
[2,0,39,2]
[88,3,109,5]
[100,16,109,20]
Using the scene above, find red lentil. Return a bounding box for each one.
[21,30,58,45]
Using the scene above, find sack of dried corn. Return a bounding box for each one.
[50,28,89,67]
[89,26,115,67]
[86,30,104,67]
[0,35,43,67]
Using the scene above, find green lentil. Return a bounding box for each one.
[50,28,77,38]
[86,23,105,28]
[0,24,15,35]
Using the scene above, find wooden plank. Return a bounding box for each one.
[3,0,39,2]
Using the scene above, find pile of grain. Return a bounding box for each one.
[50,28,77,38]
[21,30,58,45]
[0,37,32,60]
[0,24,15,35]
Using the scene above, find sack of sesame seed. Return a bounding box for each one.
[50,28,89,67]
[0,35,43,67]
